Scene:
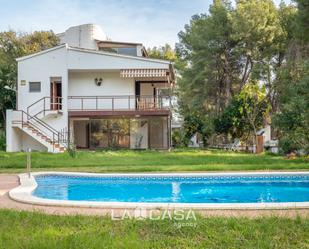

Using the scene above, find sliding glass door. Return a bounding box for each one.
[73,120,89,149]
[90,119,130,149]
[73,116,169,150]
[149,117,168,149]
[130,119,148,149]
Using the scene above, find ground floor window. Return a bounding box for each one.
[90,119,130,149]
[130,119,148,149]
[71,116,169,150]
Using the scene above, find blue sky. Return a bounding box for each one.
[0,0,292,48]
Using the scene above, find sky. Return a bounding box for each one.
[0,0,292,48]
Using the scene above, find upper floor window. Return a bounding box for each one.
[117,47,137,56]
[99,47,137,56]
[29,82,41,92]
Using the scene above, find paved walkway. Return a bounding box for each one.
[1,174,308,217]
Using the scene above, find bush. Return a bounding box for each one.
[67,141,77,158]
[172,129,187,148]
[278,137,301,155]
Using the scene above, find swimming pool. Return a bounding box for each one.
[9,172,309,209]
[33,174,309,203]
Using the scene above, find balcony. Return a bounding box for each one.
[68,95,172,116]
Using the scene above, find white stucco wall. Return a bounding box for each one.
[136,45,143,57]
[10,44,172,152]
[58,24,107,50]
[6,110,47,152]
[9,128,22,152]
[68,71,135,110]
[17,46,68,132]
[21,133,47,151]
[68,71,134,96]
[68,49,170,70]
[6,110,22,152]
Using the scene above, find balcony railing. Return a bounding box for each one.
[68,95,171,111]
[27,96,63,117]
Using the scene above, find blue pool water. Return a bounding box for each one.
[33,174,309,203]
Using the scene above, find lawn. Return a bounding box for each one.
[1,151,308,249]
[0,149,308,173]
[0,210,308,249]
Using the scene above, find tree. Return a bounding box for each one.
[0,31,25,129]
[214,98,250,140]
[293,0,309,42]
[176,0,301,149]
[237,82,269,146]
[274,62,309,153]
[147,44,177,62]
[214,82,269,144]
[0,30,59,129]
[273,0,309,154]
[175,1,241,146]
[177,1,238,116]
[182,110,214,146]
[231,0,283,87]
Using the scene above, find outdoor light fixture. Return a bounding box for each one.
[94,78,103,86]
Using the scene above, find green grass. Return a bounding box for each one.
[1,151,308,248]
[0,149,309,172]
[0,149,308,173]
[0,209,308,249]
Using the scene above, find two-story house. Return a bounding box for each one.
[6,24,175,153]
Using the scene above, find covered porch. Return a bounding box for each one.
[67,68,173,113]
[66,47,174,150]
[69,115,170,150]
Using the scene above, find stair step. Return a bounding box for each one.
[20,119,67,153]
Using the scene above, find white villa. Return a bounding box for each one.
[6,24,175,153]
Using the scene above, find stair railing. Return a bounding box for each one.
[16,110,67,151]
[27,96,63,118]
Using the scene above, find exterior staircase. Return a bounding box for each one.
[20,122,65,153]
[27,96,63,119]
[12,99,67,153]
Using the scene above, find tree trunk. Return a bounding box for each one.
[252,124,257,154]
[241,56,253,88]
[224,50,232,104]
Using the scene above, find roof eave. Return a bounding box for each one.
[16,43,67,62]
[95,40,143,46]
[68,46,172,65]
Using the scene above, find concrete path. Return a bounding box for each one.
[0,174,308,217]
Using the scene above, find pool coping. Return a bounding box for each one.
[9,171,309,210]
